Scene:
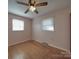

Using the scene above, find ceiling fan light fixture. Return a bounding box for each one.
[29,6,36,12]
[16,0,48,14]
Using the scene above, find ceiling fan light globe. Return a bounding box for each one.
[30,6,36,12]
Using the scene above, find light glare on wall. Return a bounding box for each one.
[12,19,24,31]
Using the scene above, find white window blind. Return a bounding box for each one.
[12,19,24,31]
[42,18,54,31]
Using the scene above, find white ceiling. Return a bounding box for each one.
[8,0,71,19]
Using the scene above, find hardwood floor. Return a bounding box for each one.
[8,40,70,59]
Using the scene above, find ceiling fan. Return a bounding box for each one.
[16,0,48,14]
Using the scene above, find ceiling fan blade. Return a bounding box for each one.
[25,8,29,13]
[36,2,48,7]
[16,1,29,6]
[34,9,38,14]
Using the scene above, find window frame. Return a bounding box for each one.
[12,19,24,31]
[41,18,54,31]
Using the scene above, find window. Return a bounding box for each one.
[42,18,54,31]
[12,19,24,31]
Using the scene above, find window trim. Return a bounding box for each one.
[41,18,54,31]
[12,19,24,31]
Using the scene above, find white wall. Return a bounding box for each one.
[32,8,71,51]
[8,13,32,46]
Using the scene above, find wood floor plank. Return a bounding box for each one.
[8,40,71,59]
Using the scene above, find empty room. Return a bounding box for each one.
[8,0,71,59]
